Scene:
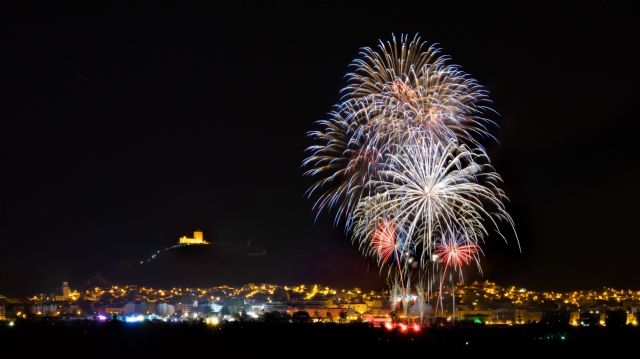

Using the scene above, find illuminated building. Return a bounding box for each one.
[365,299,387,316]
[157,303,175,317]
[105,307,125,315]
[515,309,542,324]
[174,302,193,315]
[208,303,223,313]
[62,282,70,298]
[178,230,209,245]
[264,301,287,312]
[0,305,5,320]
[287,307,347,323]
[453,309,494,323]
[492,308,515,324]
[570,311,580,326]
[54,282,77,301]
[124,301,149,315]
[346,303,368,314]
[31,304,58,316]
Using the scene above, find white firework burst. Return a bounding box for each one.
[303,109,386,224]
[353,133,517,266]
[340,33,496,150]
[303,34,518,315]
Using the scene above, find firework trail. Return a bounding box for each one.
[433,233,480,319]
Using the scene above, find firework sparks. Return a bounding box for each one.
[353,133,516,266]
[303,110,385,224]
[435,235,480,274]
[304,34,497,225]
[340,33,496,150]
[372,220,398,265]
[303,34,517,316]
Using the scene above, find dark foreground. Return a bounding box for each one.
[1,321,638,356]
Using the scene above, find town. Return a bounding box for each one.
[2,281,639,328]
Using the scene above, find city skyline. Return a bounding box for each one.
[3,280,639,328]
[2,2,640,295]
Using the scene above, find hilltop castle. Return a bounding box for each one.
[178,230,209,245]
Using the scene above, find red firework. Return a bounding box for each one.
[435,236,478,272]
[372,220,397,264]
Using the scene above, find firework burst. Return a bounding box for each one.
[372,219,398,265]
[303,34,517,319]
[303,110,386,224]
[340,33,496,150]
[353,133,516,266]
[435,234,480,276]
[304,34,498,225]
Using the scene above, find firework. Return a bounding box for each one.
[435,234,480,275]
[434,233,481,321]
[352,133,516,266]
[304,34,497,225]
[340,33,496,150]
[303,110,385,224]
[371,219,398,265]
[303,34,517,320]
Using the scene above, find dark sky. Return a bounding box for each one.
[1,1,639,295]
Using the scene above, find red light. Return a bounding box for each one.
[384,322,394,331]
[412,323,421,332]
[399,323,408,333]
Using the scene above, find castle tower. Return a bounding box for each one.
[178,230,209,245]
[62,282,70,298]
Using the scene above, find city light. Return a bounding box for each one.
[5,280,640,329]
[125,315,145,323]
[205,316,220,326]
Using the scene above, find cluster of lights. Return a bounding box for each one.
[74,283,357,306]
[125,315,145,323]
[384,321,422,334]
[14,280,640,329]
[453,281,640,308]
[205,316,220,326]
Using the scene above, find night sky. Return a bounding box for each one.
[1,1,639,295]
